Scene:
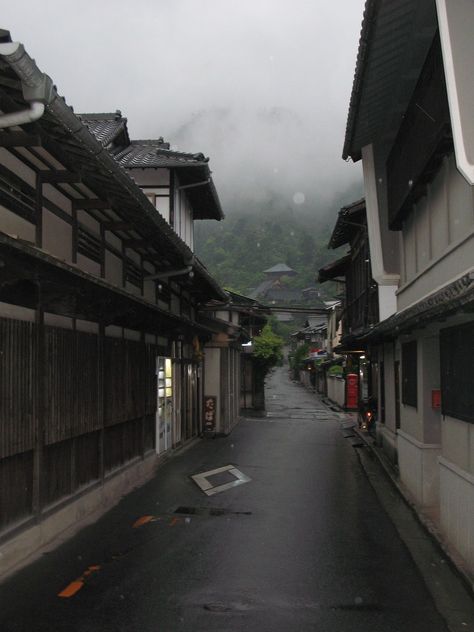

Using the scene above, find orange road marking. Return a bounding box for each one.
[133,515,154,528]
[57,564,102,598]
[58,580,84,598]
[168,517,180,527]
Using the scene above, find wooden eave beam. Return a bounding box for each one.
[123,239,151,248]
[72,198,110,210]
[0,132,41,147]
[103,221,133,231]
[39,170,81,184]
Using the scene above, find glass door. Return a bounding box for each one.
[156,357,173,454]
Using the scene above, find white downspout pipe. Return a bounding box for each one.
[0,40,52,129]
[0,101,44,129]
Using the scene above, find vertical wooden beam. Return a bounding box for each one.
[98,322,105,481]
[35,174,43,249]
[121,242,126,289]
[140,330,146,460]
[100,223,105,279]
[169,171,175,229]
[32,282,45,516]
[72,207,78,265]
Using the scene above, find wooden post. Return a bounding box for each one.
[35,174,43,249]
[98,322,105,481]
[32,282,45,516]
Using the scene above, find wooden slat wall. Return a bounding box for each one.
[0,318,159,532]
[44,328,101,444]
[105,339,157,426]
[0,318,36,460]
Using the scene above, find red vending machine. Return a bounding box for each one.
[346,373,359,410]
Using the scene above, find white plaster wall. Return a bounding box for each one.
[0,303,35,322]
[327,376,345,407]
[76,320,99,334]
[77,253,100,277]
[105,325,123,338]
[442,416,474,474]
[44,313,73,329]
[398,155,474,311]
[0,148,35,186]
[125,282,142,297]
[130,169,170,186]
[105,251,122,286]
[42,209,72,262]
[382,342,397,434]
[123,328,141,341]
[398,429,440,507]
[0,206,35,242]
[439,456,474,574]
[42,184,72,215]
[78,214,100,235]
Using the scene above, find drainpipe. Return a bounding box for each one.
[0,37,53,129]
[145,256,196,281]
[178,179,210,191]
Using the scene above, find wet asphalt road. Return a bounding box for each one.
[0,366,450,631]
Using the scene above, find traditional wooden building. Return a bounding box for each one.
[318,199,379,409]
[343,0,474,576]
[0,31,225,573]
[200,291,268,428]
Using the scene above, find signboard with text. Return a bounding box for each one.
[204,396,217,436]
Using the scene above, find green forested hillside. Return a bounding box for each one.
[195,208,346,298]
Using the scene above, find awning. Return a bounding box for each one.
[361,270,474,342]
[318,255,350,283]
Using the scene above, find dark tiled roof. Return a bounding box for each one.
[342,0,438,161]
[113,142,210,169]
[78,111,129,148]
[328,198,366,249]
[318,255,351,283]
[264,263,297,275]
[248,279,274,299]
[79,113,223,221]
[0,46,224,302]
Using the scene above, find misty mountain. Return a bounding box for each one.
[170,106,362,215]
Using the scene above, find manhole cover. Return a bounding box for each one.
[191,465,251,496]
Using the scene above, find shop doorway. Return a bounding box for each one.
[156,357,173,454]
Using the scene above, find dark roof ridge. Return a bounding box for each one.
[78,110,125,121]
[129,141,209,163]
[342,0,378,161]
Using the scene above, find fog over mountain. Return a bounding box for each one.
[171,105,362,213]
[3,0,365,216]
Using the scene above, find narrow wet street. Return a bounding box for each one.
[0,366,454,631]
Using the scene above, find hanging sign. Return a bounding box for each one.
[204,396,217,435]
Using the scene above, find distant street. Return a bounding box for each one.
[0,366,453,631]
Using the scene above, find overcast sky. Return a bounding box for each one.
[3,1,365,214]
